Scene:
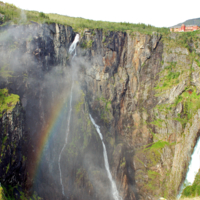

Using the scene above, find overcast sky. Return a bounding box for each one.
[3,0,200,27]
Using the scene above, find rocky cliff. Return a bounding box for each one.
[80,30,200,199]
[0,23,200,200]
[0,101,27,198]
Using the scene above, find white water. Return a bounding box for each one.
[58,83,74,195]
[89,114,122,200]
[178,137,200,198]
[58,34,79,196]
[69,34,79,59]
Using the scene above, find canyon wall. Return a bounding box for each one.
[79,29,200,199]
[0,102,27,199]
[1,23,200,200]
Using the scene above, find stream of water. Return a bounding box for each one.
[58,34,79,196]
[58,82,74,195]
[178,137,200,198]
[69,34,79,59]
[89,114,122,200]
[58,34,122,198]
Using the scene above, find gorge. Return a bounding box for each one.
[1,5,200,200]
[89,114,122,200]
[58,33,78,196]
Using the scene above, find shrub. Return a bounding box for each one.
[0,88,19,117]
[182,171,200,197]
[39,12,49,19]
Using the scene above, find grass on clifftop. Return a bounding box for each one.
[0,88,19,117]
[0,2,169,34]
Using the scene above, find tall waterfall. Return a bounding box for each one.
[58,82,74,195]
[178,137,200,198]
[89,114,122,200]
[58,34,79,196]
[69,34,79,59]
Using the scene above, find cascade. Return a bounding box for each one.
[178,137,200,198]
[58,34,79,196]
[58,83,73,195]
[69,34,79,59]
[89,114,122,200]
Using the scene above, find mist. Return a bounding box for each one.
[0,20,124,200]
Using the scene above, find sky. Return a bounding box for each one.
[3,0,200,27]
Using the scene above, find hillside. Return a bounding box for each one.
[1,1,200,200]
[0,2,169,34]
[171,17,200,27]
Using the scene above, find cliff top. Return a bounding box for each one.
[0,2,169,34]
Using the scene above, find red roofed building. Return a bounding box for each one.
[170,24,200,32]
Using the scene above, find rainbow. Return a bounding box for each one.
[29,87,71,183]
[29,34,79,187]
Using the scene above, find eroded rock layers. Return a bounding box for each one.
[1,24,200,200]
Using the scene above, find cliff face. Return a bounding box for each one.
[0,23,200,200]
[80,30,163,200]
[0,102,27,197]
[79,30,200,199]
[0,23,75,198]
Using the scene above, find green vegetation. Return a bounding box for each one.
[96,96,112,124]
[6,163,9,173]
[150,35,200,197]
[80,40,93,49]
[177,32,200,51]
[148,140,170,150]
[154,85,200,129]
[137,140,169,167]
[66,88,95,159]
[182,171,200,197]
[39,12,49,19]
[154,33,200,129]
[154,62,181,95]
[173,18,200,28]
[120,157,126,168]
[0,186,4,200]
[0,185,42,200]
[0,2,20,23]
[135,139,174,195]
[75,168,93,190]
[75,90,85,112]
[0,88,19,117]
[143,140,171,167]
[0,2,170,34]
[2,136,7,144]
[162,31,200,52]
[173,86,200,125]
[150,119,165,128]
[154,103,172,115]
[195,58,200,67]
[29,14,170,34]
[102,36,106,43]
[76,168,85,185]
[173,113,188,127]
[108,137,115,147]
[0,65,13,79]
[147,170,160,190]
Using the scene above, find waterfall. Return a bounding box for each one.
[69,34,79,59]
[178,137,200,198]
[58,34,79,196]
[58,82,74,196]
[89,114,122,200]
